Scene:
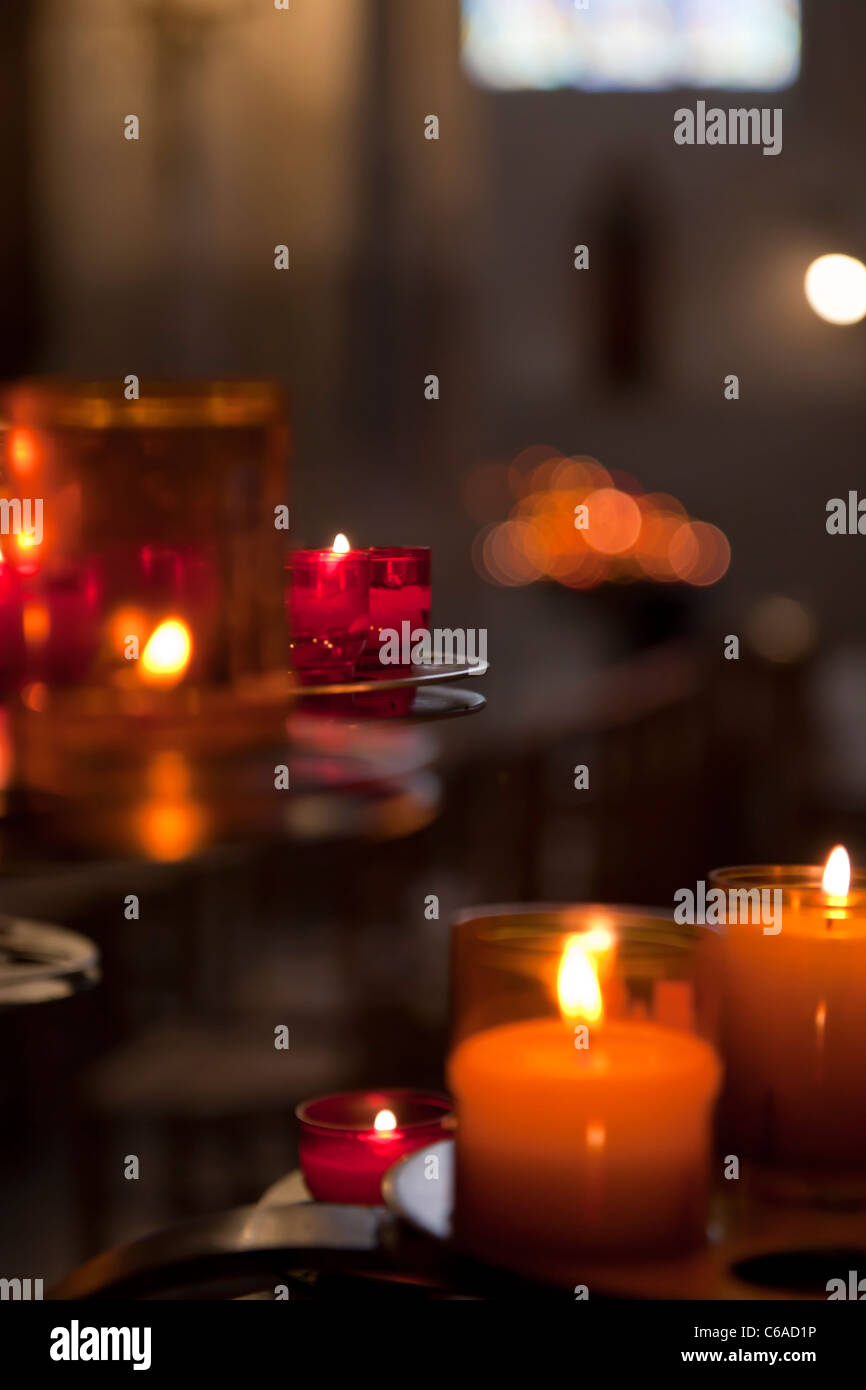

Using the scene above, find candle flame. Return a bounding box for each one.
[557,927,613,1024]
[140,618,192,684]
[373,1108,397,1133]
[822,845,851,899]
[331,533,351,554]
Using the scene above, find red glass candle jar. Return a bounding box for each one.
[287,546,370,685]
[296,1088,452,1204]
[357,547,431,677]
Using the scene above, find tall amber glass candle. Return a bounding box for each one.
[448,906,721,1284]
[0,380,290,856]
[711,849,866,1201]
[1,378,288,692]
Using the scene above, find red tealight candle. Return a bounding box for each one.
[357,547,432,677]
[296,1088,452,1204]
[287,535,370,685]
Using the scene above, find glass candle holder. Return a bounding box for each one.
[0,378,289,692]
[709,861,866,1205]
[0,380,291,838]
[296,1089,452,1204]
[286,548,370,685]
[356,547,432,677]
[448,904,722,1283]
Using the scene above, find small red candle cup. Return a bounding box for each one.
[357,547,431,677]
[296,1088,452,1204]
[287,546,370,686]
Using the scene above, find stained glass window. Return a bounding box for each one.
[461,0,801,92]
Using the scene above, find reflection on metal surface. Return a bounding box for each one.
[0,916,100,1008]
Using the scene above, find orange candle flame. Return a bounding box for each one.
[331,533,351,554]
[140,618,192,685]
[373,1108,397,1133]
[556,926,613,1024]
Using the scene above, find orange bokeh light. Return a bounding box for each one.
[472,450,729,592]
[22,600,50,648]
[669,522,731,587]
[8,429,38,476]
[135,799,206,862]
[584,488,643,556]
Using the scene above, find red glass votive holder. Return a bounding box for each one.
[287,548,370,685]
[296,1088,452,1204]
[357,547,431,677]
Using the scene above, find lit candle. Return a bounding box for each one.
[296,1089,452,1204]
[286,534,370,685]
[109,543,217,688]
[139,618,193,687]
[449,928,721,1280]
[713,848,866,1197]
[356,546,431,676]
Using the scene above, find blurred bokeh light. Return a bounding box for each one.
[470,449,731,591]
[805,254,866,325]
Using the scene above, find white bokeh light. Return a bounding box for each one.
[804,254,866,326]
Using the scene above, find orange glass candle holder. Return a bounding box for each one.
[0,378,288,693]
[448,905,722,1283]
[709,859,866,1204]
[0,380,291,847]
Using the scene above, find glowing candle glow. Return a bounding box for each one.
[713,849,866,1198]
[823,844,850,901]
[449,924,721,1279]
[140,618,193,685]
